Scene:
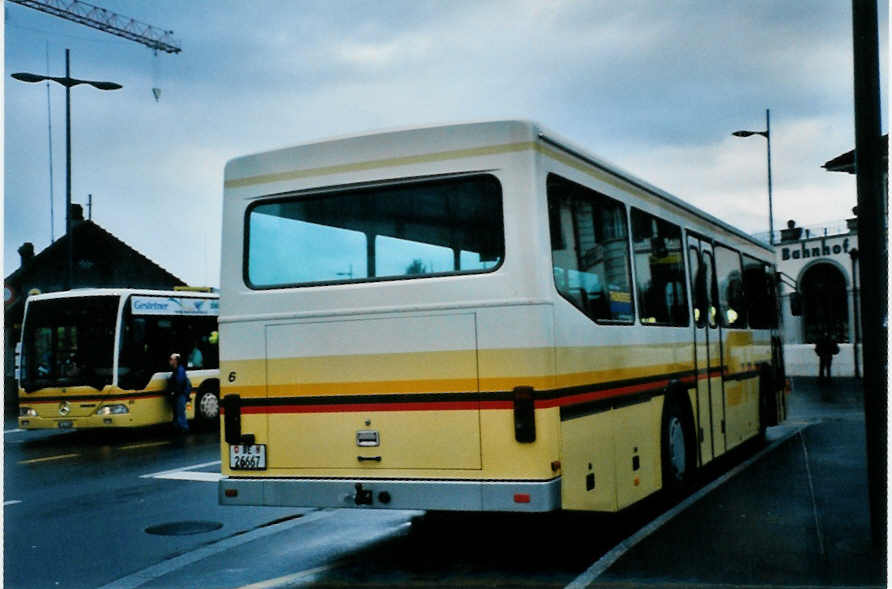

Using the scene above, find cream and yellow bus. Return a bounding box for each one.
[18,288,221,430]
[217,120,786,512]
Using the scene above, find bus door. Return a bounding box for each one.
[687,237,724,463]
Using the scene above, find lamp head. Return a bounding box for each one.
[732,129,768,138]
[11,72,46,83]
[90,81,123,91]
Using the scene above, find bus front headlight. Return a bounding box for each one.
[19,407,38,417]
[97,404,129,415]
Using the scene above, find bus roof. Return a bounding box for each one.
[24,288,218,303]
[224,119,773,254]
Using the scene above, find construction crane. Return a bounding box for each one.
[8,0,181,53]
[9,0,181,100]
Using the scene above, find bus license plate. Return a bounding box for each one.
[229,444,266,470]
[58,421,73,429]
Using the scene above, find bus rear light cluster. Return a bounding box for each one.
[224,489,238,498]
[513,493,531,504]
[513,386,536,443]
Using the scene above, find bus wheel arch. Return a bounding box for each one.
[660,384,696,493]
[194,379,220,425]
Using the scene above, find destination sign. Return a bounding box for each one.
[130,296,219,316]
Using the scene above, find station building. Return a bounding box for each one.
[775,217,861,376]
[773,136,886,377]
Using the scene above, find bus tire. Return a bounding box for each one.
[194,386,220,429]
[660,393,695,494]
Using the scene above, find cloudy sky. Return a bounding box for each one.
[4,1,888,286]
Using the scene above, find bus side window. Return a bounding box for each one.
[714,245,747,328]
[546,174,634,323]
[742,255,779,329]
[688,247,706,327]
[630,209,689,326]
[119,316,152,390]
[701,251,718,328]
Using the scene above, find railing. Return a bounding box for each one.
[752,219,855,244]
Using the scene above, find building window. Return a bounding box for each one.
[631,209,688,326]
[547,174,634,323]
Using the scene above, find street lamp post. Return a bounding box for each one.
[849,248,861,379]
[733,108,774,245]
[11,49,122,290]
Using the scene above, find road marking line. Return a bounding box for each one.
[566,426,805,589]
[18,453,80,464]
[97,509,333,589]
[151,471,224,482]
[118,441,171,450]
[4,428,23,434]
[799,431,825,556]
[4,500,22,506]
[139,460,221,479]
[237,564,336,589]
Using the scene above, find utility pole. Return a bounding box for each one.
[851,0,886,553]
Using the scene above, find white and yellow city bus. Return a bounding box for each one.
[217,120,786,512]
[18,288,221,430]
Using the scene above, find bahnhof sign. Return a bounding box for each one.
[776,218,861,377]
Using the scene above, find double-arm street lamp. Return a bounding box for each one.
[733,108,774,245]
[11,49,122,290]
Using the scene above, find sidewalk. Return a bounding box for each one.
[591,377,885,587]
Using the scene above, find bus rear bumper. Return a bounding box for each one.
[218,476,562,512]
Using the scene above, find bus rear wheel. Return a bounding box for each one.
[661,395,695,494]
[194,388,219,428]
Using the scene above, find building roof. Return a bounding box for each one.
[822,134,888,174]
[5,220,185,314]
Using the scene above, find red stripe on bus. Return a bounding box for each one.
[539,378,673,409]
[236,373,702,415]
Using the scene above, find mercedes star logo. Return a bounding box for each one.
[58,401,71,416]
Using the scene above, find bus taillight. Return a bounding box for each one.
[513,386,536,443]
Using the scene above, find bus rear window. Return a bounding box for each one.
[245,175,504,288]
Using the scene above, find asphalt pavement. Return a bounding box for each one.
[4,376,882,588]
[3,419,303,589]
[582,377,885,587]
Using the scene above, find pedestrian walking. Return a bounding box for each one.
[815,331,839,382]
[168,352,191,433]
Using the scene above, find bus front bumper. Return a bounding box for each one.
[218,476,562,512]
[18,414,135,429]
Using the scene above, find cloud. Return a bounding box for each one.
[4,1,886,285]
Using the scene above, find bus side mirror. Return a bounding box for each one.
[789,292,802,316]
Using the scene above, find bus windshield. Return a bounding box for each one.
[21,296,119,392]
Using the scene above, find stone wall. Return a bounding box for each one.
[783,343,863,377]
